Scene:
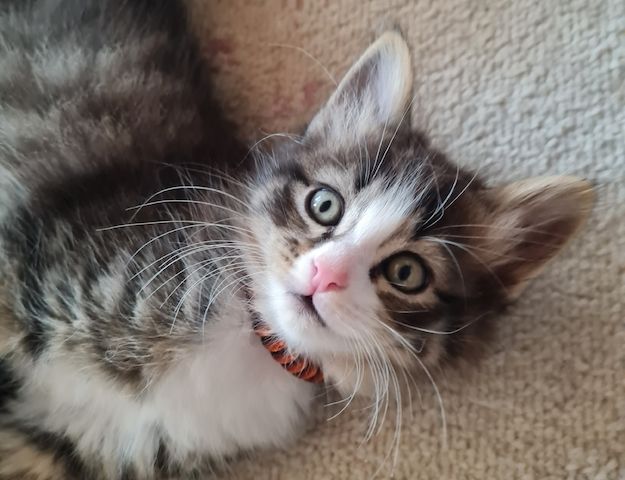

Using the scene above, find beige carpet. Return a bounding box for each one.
[189,1,625,478]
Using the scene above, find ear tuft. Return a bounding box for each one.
[306,31,413,146]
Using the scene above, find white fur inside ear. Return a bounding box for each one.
[368,31,413,124]
[306,31,413,146]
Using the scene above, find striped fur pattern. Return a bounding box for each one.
[0,2,593,479]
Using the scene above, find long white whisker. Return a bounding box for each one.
[97,220,205,231]
[126,199,245,218]
[371,96,416,181]
[389,316,485,335]
[423,163,460,227]
[266,42,337,86]
[132,186,250,219]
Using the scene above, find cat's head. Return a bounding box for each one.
[246,32,593,393]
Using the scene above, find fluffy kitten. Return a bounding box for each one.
[0,1,593,479]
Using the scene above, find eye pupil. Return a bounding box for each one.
[319,200,332,213]
[398,265,411,281]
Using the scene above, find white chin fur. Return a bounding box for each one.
[263,275,349,356]
[263,273,380,359]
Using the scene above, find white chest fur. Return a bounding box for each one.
[16,308,315,472]
[153,319,316,457]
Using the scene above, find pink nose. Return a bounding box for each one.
[311,256,349,293]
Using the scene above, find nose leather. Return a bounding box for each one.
[310,256,349,293]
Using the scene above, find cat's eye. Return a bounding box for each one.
[306,188,343,226]
[383,253,428,293]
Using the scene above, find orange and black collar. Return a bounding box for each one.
[242,285,324,384]
[251,314,324,384]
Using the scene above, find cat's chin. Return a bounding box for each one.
[259,277,356,357]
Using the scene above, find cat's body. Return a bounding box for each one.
[0,1,311,477]
[0,1,593,479]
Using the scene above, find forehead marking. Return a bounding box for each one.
[277,163,310,186]
[349,184,417,246]
[267,183,307,231]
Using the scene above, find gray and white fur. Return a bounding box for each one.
[0,1,593,479]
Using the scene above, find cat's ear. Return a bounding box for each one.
[305,31,413,145]
[483,176,594,297]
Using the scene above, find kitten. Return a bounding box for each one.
[0,1,593,479]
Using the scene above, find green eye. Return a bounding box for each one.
[307,188,343,226]
[383,253,428,293]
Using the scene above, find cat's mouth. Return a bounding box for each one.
[295,294,327,327]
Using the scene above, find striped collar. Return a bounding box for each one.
[251,313,324,384]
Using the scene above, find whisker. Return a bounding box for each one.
[97,220,205,232]
[130,186,250,223]
[422,236,507,292]
[266,42,337,86]
[126,199,245,218]
[243,132,304,164]
[425,166,481,229]
[371,96,416,181]
[389,313,488,335]
[430,236,467,300]
[431,222,568,237]
[423,163,460,227]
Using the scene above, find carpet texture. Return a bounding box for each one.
[189,1,624,478]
